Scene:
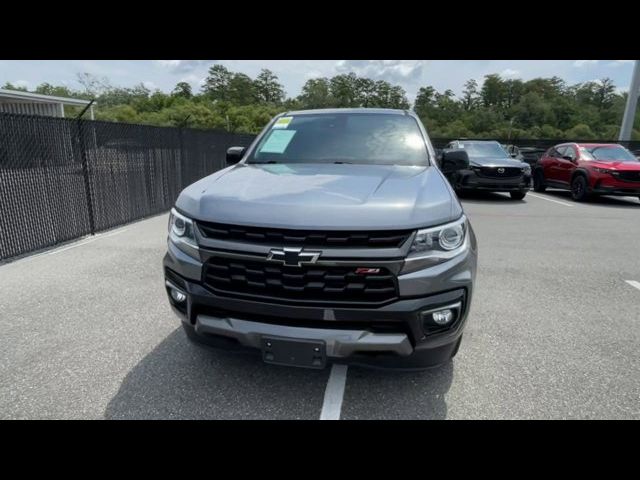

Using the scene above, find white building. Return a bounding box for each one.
[0,88,95,119]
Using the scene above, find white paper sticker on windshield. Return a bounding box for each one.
[272,116,293,129]
[259,129,296,154]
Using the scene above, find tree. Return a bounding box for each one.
[76,72,110,96]
[202,64,233,101]
[298,78,332,108]
[593,78,616,110]
[370,80,409,109]
[2,82,28,91]
[227,73,257,105]
[254,69,285,105]
[564,123,595,139]
[329,73,361,107]
[461,79,479,111]
[413,86,436,118]
[172,82,193,99]
[481,74,506,109]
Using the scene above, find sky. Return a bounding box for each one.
[0,60,636,101]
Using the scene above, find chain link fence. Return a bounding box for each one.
[0,112,254,261]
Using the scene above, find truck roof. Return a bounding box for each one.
[284,108,408,116]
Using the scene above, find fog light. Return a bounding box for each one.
[170,288,186,303]
[432,309,454,325]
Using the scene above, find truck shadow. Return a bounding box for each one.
[340,361,454,419]
[458,191,529,204]
[105,327,455,420]
[104,328,330,419]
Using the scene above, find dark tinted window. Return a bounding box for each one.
[248,113,429,166]
[457,141,509,157]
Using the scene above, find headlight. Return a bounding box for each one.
[168,208,197,247]
[593,167,613,174]
[402,215,469,274]
[521,165,531,174]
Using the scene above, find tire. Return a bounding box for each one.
[510,191,527,200]
[570,175,590,202]
[533,169,546,192]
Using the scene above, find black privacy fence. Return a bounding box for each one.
[2,110,639,262]
[0,112,254,261]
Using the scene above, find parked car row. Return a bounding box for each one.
[437,140,640,203]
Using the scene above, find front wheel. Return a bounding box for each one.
[571,175,590,202]
[533,170,546,192]
[510,191,527,200]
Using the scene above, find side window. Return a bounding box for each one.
[552,146,566,158]
[563,145,576,160]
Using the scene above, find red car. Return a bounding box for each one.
[533,143,640,202]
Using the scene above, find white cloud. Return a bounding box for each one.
[143,81,158,91]
[154,60,210,73]
[335,60,427,82]
[607,60,634,68]
[13,80,31,89]
[573,60,599,67]
[500,68,521,78]
[304,70,324,79]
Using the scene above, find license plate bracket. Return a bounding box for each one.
[261,336,326,369]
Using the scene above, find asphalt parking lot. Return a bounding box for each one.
[1,190,639,419]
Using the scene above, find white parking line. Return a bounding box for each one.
[320,364,348,420]
[48,228,129,255]
[528,193,575,207]
[625,280,640,292]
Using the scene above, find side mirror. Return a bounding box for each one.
[562,155,574,162]
[226,146,246,165]
[510,153,518,158]
[440,149,470,173]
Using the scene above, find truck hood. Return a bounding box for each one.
[469,156,526,168]
[176,163,461,230]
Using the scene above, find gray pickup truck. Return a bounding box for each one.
[163,108,477,369]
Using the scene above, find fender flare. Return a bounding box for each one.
[570,168,590,183]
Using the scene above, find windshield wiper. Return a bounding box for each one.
[248,160,279,164]
[333,161,353,164]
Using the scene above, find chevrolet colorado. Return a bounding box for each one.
[163,108,477,369]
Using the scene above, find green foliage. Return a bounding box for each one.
[7,67,639,138]
[172,82,193,99]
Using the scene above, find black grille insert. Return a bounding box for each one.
[196,222,411,248]
[203,257,398,304]
[615,171,640,182]
[477,166,522,178]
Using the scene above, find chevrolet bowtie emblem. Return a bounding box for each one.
[267,247,321,267]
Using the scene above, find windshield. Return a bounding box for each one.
[458,142,509,157]
[579,145,638,162]
[247,113,429,166]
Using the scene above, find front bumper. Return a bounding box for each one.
[456,169,531,192]
[163,231,477,369]
[591,183,640,196]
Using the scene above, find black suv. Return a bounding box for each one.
[440,140,532,200]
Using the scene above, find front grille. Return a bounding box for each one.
[196,222,411,248]
[614,171,640,182]
[477,166,522,178]
[202,257,398,305]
